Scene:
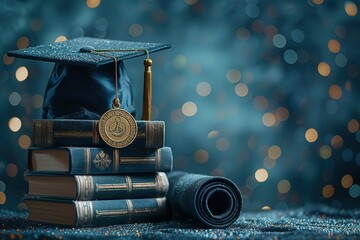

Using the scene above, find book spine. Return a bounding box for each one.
[75,198,166,227]
[32,120,164,148]
[67,147,172,174]
[75,172,169,200]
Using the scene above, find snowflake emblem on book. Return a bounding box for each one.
[93,151,112,171]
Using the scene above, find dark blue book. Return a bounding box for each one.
[32,119,164,148]
[27,172,168,200]
[24,197,166,227]
[28,147,173,174]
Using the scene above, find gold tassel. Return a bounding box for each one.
[142,58,152,120]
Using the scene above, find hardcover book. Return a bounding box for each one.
[27,172,168,200]
[32,119,164,149]
[25,197,166,227]
[28,147,173,174]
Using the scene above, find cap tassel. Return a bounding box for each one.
[142,58,152,120]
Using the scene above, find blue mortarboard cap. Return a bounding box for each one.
[8,37,171,120]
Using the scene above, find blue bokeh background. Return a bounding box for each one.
[0,0,359,211]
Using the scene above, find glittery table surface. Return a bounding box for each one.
[1,204,359,240]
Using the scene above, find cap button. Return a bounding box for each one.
[80,46,95,53]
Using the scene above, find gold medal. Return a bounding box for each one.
[99,108,137,148]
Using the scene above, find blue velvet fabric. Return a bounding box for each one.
[42,61,135,119]
[167,171,242,228]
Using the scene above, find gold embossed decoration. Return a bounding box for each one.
[93,150,112,171]
[99,108,137,148]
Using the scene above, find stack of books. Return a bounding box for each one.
[24,119,173,227]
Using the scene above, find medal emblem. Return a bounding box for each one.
[99,108,137,148]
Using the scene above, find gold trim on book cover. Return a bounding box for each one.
[96,209,128,218]
[145,122,163,148]
[120,157,155,164]
[132,182,157,189]
[125,176,133,195]
[93,121,100,145]
[156,198,166,212]
[93,150,112,171]
[96,183,128,192]
[53,131,93,138]
[156,148,161,170]
[145,122,151,148]
[126,199,134,222]
[46,121,53,146]
[113,149,120,173]
[76,201,94,227]
[76,176,94,200]
[155,172,165,195]
[84,148,91,174]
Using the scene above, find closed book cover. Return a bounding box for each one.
[28,147,173,174]
[32,119,164,148]
[24,197,166,227]
[27,172,168,200]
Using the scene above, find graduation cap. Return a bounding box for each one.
[7,37,171,120]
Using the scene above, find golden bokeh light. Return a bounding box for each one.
[255,168,269,182]
[194,149,209,164]
[55,36,67,43]
[276,107,289,121]
[207,130,219,139]
[15,66,28,82]
[31,19,43,32]
[305,128,318,143]
[129,23,144,37]
[87,0,101,8]
[322,184,335,198]
[277,179,291,194]
[6,163,18,178]
[18,135,31,149]
[253,96,268,110]
[236,27,250,41]
[170,109,185,124]
[263,156,276,169]
[345,80,352,92]
[262,112,276,127]
[331,135,343,149]
[318,62,331,77]
[234,83,249,97]
[328,39,341,53]
[311,0,324,5]
[173,55,187,69]
[268,145,281,160]
[196,81,212,97]
[31,94,44,109]
[348,119,359,133]
[329,84,342,100]
[3,54,14,65]
[182,101,197,117]
[8,117,22,132]
[0,192,6,205]
[341,174,353,189]
[226,68,241,83]
[345,1,358,16]
[261,206,271,211]
[17,36,29,49]
[319,145,332,159]
[216,138,230,151]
